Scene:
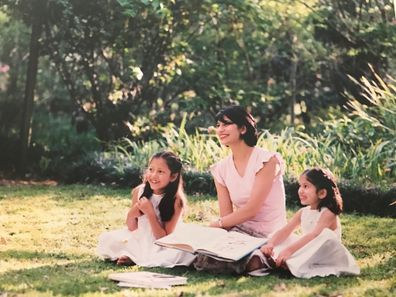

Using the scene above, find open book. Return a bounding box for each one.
[108,271,187,289]
[155,223,267,262]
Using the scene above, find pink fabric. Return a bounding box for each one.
[210,147,287,237]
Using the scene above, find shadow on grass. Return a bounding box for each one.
[0,249,141,296]
[0,250,85,261]
[0,259,120,296]
[181,268,362,297]
[0,184,130,202]
[0,251,392,297]
[0,250,195,296]
[359,256,396,280]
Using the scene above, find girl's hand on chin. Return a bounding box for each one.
[137,197,154,215]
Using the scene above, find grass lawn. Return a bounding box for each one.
[0,184,395,297]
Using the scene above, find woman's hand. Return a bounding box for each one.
[137,197,154,216]
[260,243,274,257]
[275,248,293,268]
[209,218,222,228]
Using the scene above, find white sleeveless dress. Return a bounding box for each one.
[96,188,196,267]
[273,206,360,278]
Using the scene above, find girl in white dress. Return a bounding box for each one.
[249,167,360,278]
[97,151,196,267]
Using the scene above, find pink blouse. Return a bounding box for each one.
[211,147,287,237]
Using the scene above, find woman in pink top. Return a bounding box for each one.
[193,105,287,274]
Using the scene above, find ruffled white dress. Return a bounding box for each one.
[96,189,196,268]
[272,206,360,278]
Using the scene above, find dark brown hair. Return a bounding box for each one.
[140,151,184,221]
[215,105,258,147]
[302,167,343,215]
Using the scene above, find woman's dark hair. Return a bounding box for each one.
[215,105,258,147]
[302,168,343,215]
[140,151,184,222]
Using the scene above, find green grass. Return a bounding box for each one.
[0,184,395,297]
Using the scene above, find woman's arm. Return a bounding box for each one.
[215,179,234,218]
[209,180,233,229]
[214,156,280,228]
[125,187,142,231]
[275,209,337,267]
[138,195,184,240]
[261,209,302,256]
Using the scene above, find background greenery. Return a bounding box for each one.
[0,1,395,210]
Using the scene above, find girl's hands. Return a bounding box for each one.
[275,248,293,268]
[260,243,274,257]
[137,197,154,215]
[126,205,142,231]
[128,205,142,218]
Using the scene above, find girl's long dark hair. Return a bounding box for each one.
[140,151,184,222]
[302,168,343,215]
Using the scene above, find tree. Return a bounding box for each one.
[38,0,224,141]
[18,0,46,174]
[0,0,48,174]
[308,0,396,105]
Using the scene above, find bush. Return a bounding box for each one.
[63,155,395,217]
[284,179,396,218]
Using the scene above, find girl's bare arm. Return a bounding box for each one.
[275,209,337,267]
[140,195,184,239]
[125,187,141,231]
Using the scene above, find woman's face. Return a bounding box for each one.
[215,116,245,146]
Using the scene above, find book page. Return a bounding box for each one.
[155,223,227,252]
[117,282,171,289]
[196,231,267,262]
[109,271,187,287]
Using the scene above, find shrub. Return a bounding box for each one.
[64,155,395,217]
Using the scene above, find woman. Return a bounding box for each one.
[194,105,287,274]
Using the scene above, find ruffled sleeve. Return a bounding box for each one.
[254,149,285,176]
[210,160,226,186]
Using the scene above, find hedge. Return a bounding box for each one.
[65,162,395,218]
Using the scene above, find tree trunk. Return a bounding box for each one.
[18,7,42,175]
[290,54,298,125]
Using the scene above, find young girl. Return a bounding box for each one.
[97,151,196,267]
[249,168,360,278]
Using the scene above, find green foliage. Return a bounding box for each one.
[305,71,396,183]
[0,0,394,204]
[0,9,29,137]
[0,184,395,296]
[309,0,396,107]
[2,0,396,147]
[63,91,396,216]
[30,111,100,178]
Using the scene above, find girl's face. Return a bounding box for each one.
[298,174,321,209]
[146,157,177,195]
[215,116,245,146]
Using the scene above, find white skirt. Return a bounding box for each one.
[97,227,196,268]
[249,228,360,278]
[278,228,360,278]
